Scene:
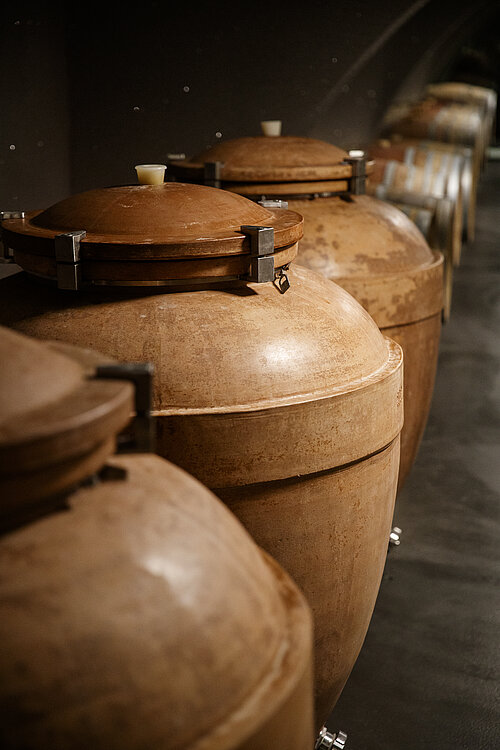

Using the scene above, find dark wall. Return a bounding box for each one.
[1,0,498,210]
[0,1,70,211]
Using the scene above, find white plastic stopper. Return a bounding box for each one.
[135,164,167,185]
[261,120,282,137]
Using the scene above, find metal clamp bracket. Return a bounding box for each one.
[315,726,348,749]
[1,210,25,261]
[55,230,86,290]
[389,525,403,550]
[344,150,367,195]
[94,362,155,454]
[204,160,224,188]
[240,225,275,283]
[258,199,289,210]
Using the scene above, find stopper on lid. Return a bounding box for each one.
[261,120,282,136]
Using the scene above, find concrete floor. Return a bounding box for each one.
[328,161,500,749]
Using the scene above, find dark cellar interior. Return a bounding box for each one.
[1,2,499,748]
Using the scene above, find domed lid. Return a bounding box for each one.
[0,453,313,749]
[0,326,134,513]
[293,195,444,327]
[295,194,436,276]
[1,182,303,287]
[169,120,361,185]
[172,135,351,182]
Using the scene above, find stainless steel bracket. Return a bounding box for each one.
[240,225,275,283]
[315,726,348,749]
[258,199,289,210]
[54,230,86,290]
[0,210,25,261]
[344,150,367,195]
[94,362,155,454]
[389,525,403,549]
[204,160,224,188]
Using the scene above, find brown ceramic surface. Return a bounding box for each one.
[219,437,400,722]
[167,133,444,492]
[0,453,314,750]
[0,264,403,727]
[291,195,442,488]
[384,314,441,489]
[170,136,351,182]
[0,326,133,510]
[1,183,303,263]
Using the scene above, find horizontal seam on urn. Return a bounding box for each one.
[151,341,403,416]
[213,436,401,492]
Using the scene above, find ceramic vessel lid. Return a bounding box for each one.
[3,182,302,254]
[0,326,134,511]
[171,135,353,182]
[1,182,302,286]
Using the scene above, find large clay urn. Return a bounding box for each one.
[0,181,403,726]
[169,132,442,491]
[0,325,314,749]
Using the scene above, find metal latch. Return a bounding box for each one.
[389,525,403,549]
[204,160,224,188]
[94,362,155,454]
[344,149,366,195]
[258,199,289,210]
[240,225,275,283]
[1,210,25,261]
[315,726,348,749]
[55,230,86,290]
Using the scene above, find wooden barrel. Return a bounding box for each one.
[0,326,314,750]
[369,137,476,244]
[0,183,403,729]
[169,132,443,492]
[367,156,462,267]
[425,82,497,152]
[384,98,487,177]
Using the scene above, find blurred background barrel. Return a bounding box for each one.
[368,137,476,242]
